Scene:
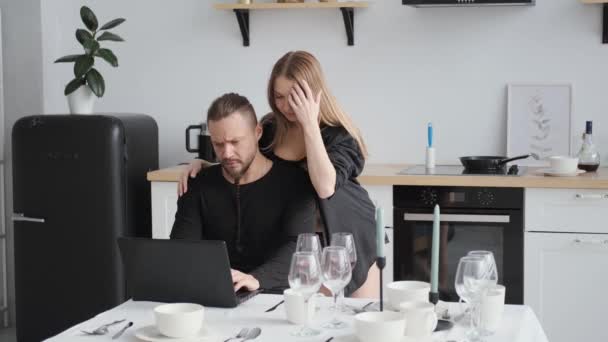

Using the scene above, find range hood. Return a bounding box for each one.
[402,0,534,6]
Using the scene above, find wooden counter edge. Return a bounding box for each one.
[148,164,608,189]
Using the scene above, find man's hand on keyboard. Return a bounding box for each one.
[231,269,260,292]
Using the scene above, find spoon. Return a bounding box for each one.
[242,327,261,341]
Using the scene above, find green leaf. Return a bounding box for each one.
[83,39,100,54]
[76,29,93,45]
[100,18,126,30]
[80,6,98,31]
[86,68,105,97]
[97,32,124,42]
[74,55,94,78]
[95,48,118,67]
[64,78,85,96]
[54,54,82,63]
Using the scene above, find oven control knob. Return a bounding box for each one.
[420,188,438,206]
[477,190,495,206]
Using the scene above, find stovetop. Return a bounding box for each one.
[399,165,527,176]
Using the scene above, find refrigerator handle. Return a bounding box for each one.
[12,213,45,223]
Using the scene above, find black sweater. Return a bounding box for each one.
[170,161,317,290]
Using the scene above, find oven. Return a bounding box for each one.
[393,186,524,304]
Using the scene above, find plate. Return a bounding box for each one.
[537,168,586,177]
[134,325,217,342]
[333,335,432,342]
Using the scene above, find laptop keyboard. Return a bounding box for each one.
[236,289,262,304]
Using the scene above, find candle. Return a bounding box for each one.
[376,206,384,258]
[430,204,440,294]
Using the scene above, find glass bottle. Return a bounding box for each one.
[577,121,600,172]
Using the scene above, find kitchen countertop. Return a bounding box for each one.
[147,164,608,189]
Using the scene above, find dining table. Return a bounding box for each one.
[45,294,548,342]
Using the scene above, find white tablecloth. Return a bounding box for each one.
[46,294,548,342]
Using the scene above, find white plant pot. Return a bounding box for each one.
[67,85,96,114]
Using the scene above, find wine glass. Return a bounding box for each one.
[330,233,357,311]
[296,233,323,264]
[467,251,498,288]
[288,252,323,337]
[455,256,486,342]
[321,246,352,329]
[467,251,498,336]
[331,233,357,269]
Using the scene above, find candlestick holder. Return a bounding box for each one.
[376,256,386,311]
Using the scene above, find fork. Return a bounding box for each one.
[81,319,126,335]
[223,328,249,342]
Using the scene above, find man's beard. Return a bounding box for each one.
[221,153,255,181]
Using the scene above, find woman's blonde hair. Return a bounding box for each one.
[266,51,368,158]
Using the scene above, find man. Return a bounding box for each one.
[170,93,316,292]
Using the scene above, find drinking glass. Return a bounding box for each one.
[296,233,323,264]
[467,251,498,336]
[321,246,352,329]
[288,251,323,337]
[455,256,486,342]
[330,233,357,311]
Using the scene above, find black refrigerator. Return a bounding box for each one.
[12,114,158,342]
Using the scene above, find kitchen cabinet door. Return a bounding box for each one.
[525,188,608,233]
[151,181,178,239]
[524,232,608,342]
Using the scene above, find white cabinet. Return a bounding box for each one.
[526,188,608,233]
[524,188,608,342]
[524,232,608,342]
[150,181,178,239]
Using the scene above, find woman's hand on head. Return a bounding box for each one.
[288,79,322,131]
[178,159,205,196]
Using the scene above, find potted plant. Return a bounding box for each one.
[54,6,125,114]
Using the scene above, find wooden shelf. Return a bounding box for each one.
[581,0,608,43]
[214,2,369,10]
[214,1,369,46]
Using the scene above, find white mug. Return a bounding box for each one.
[549,156,579,174]
[386,281,430,310]
[480,284,506,334]
[399,301,438,338]
[355,311,406,342]
[153,303,204,338]
[283,289,316,325]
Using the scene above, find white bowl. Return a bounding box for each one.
[153,303,204,338]
[386,281,430,310]
[354,311,406,342]
[548,156,579,174]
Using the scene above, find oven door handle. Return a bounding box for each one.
[403,213,510,223]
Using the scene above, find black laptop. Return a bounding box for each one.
[117,237,260,308]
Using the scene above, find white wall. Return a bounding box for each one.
[0,0,604,328]
[40,0,608,169]
[0,0,43,326]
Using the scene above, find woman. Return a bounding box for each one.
[180,51,379,297]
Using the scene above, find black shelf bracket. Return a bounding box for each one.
[233,9,250,47]
[602,4,608,44]
[228,7,361,47]
[340,7,355,46]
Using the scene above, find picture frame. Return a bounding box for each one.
[507,83,572,166]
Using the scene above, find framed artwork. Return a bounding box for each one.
[507,83,572,166]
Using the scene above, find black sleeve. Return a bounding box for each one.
[323,126,365,191]
[170,177,204,240]
[250,175,317,290]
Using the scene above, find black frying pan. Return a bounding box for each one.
[459,154,530,171]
